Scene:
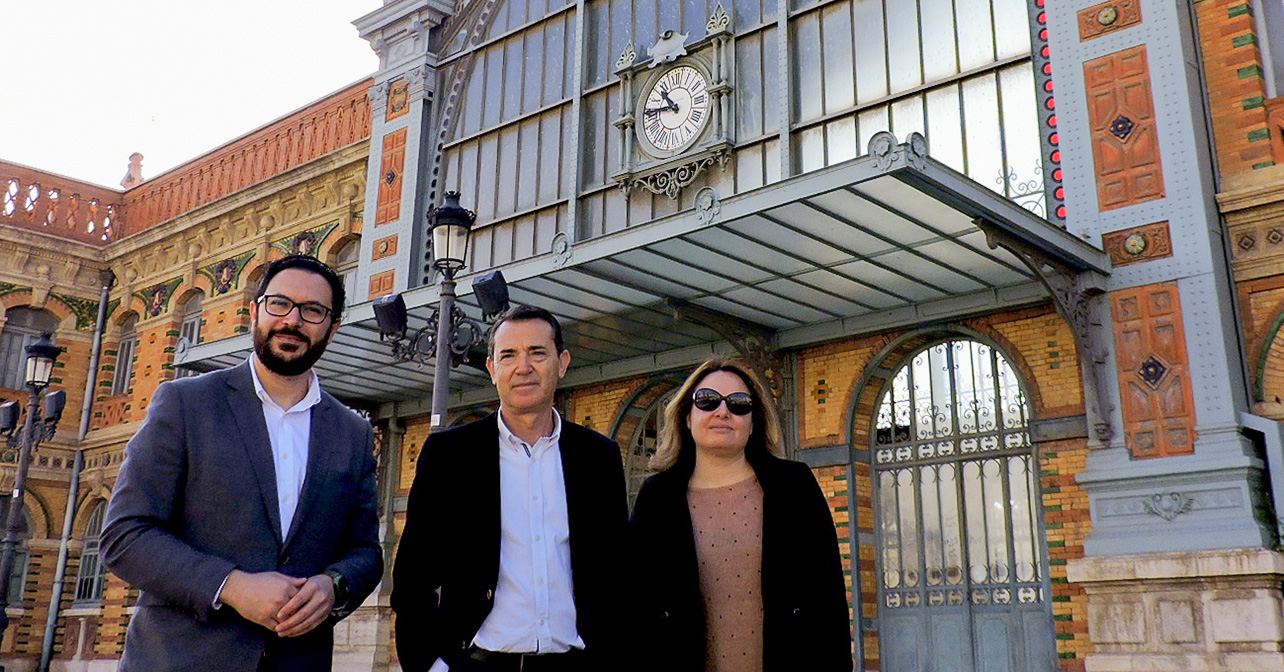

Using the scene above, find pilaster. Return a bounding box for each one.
[354,0,455,303]
[1048,0,1272,554]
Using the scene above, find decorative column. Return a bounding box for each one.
[354,0,455,303]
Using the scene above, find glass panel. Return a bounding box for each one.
[853,0,887,104]
[962,73,1004,195]
[610,0,632,80]
[735,0,762,31]
[736,34,764,139]
[462,58,485,138]
[459,141,480,216]
[857,106,889,153]
[890,96,925,144]
[634,0,657,62]
[659,0,680,38]
[821,2,856,113]
[938,462,964,585]
[112,321,136,396]
[764,138,781,184]
[737,142,765,191]
[762,27,780,134]
[897,469,920,588]
[483,47,505,130]
[993,0,1031,59]
[546,15,568,102]
[921,465,944,586]
[962,459,988,584]
[518,119,541,211]
[982,458,1009,583]
[538,112,564,203]
[682,0,705,41]
[792,12,823,123]
[825,116,858,164]
[925,84,964,169]
[796,125,825,173]
[999,63,1046,215]
[476,136,499,222]
[885,0,921,94]
[585,0,608,87]
[496,126,520,217]
[879,470,901,589]
[523,28,545,114]
[920,0,958,82]
[1009,456,1037,583]
[957,0,995,71]
[581,91,609,189]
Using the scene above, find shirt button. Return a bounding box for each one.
[534,535,541,542]
[537,578,545,585]
[533,495,539,501]
[539,619,546,626]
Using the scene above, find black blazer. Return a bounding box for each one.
[101,363,383,672]
[630,453,853,672]
[391,413,628,672]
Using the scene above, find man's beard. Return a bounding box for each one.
[253,321,330,377]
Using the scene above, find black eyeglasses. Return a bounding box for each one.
[691,388,754,415]
[257,294,333,324]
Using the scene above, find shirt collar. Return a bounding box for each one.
[496,408,562,455]
[247,354,322,414]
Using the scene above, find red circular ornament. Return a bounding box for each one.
[1052,150,1061,163]
[1056,205,1067,218]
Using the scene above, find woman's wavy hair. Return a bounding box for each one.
[649,356,784,472]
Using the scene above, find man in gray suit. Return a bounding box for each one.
[102,254,382,672]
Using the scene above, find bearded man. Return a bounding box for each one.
[102,254,382,672]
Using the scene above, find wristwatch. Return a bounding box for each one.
[324,569,350,615]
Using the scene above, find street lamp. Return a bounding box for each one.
[0,332,64,668]
[372,192,509,430]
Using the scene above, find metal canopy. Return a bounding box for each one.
[176,135,1110,409]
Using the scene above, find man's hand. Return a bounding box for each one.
[220,570,306,630]
[273,574,335,638]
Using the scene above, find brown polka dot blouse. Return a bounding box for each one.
[687,475,765,672]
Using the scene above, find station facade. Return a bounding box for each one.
[5,0,1284,670]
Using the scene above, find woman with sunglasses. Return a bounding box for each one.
[630,357,852,672]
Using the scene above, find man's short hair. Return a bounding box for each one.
[255,254,347,320]
[487,305,565,357]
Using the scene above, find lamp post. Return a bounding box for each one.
[0,333,64,668]
[427,191,475,431]
[372,192,509,430]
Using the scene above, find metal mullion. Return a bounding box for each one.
[1000,454,1017,600]
[993,69,1012,201]
[990,345,1006,441]
[911,461,927,604]
[946,342,962,443]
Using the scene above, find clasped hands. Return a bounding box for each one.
[220,569,335,638]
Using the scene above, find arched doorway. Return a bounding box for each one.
[872,339,1054,672]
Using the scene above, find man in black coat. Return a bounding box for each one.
[391,305,627,672]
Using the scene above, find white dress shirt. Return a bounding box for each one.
[429,410,582,672]
[247,354,320,537]
[213,356,321,607]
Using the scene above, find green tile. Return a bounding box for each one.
[1228,3,1252,18]
[1249,127,1270,142]
[1240,64,1264,79]
[1233,34,1258,48]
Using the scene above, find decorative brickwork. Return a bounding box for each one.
[1084,45,1166,210]
[1111,283,1197,458]
[372,234,399,261]
[121,80,372,234]
[1193,0,1273,173]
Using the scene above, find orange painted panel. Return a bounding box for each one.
[1111,282,1197,458]
[1084,45,1165,211]
[387,79,410,121]
[375,128,408,226]
[369,270,395,299]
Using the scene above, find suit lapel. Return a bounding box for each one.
[225,362,284,546]
[283,397,331,550]
[480,416,502,587]
[558,425,586,577]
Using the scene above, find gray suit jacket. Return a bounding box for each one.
[101,361,382,672]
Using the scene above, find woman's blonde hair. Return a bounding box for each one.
[649,356,784,472]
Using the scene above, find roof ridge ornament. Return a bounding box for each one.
[616,41,637,70]
[867,131,930,172]
[706,3,730,33]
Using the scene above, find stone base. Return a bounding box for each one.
[1068,549,1284,672]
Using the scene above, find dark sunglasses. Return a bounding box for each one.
[691,388,754,415]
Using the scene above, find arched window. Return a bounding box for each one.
[872,339,1053,671]
[0,498,32,605]
[74,501,107,603]
[112,315,138,396]
[0,307,60,390]
[624,393,671,509]
[334,239,360,307]
[175,294,203,379]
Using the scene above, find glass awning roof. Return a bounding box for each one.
[177,134,1110,413]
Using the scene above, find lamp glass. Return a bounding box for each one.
[432,222,470,271]
[25,353,54,388]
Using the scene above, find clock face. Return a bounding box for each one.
[641,65,710,153]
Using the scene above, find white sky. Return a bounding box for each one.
[0,1,382,189]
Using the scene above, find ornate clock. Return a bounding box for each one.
[613,4,735,200]
[639,65,711,154]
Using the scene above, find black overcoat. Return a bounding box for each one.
[630,453,853,672]
[390,413,628,671]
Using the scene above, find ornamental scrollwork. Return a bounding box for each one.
[1141,492,1195,521]
[626,150,730,200]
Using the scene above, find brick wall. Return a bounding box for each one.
[1194,0,1274,174]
